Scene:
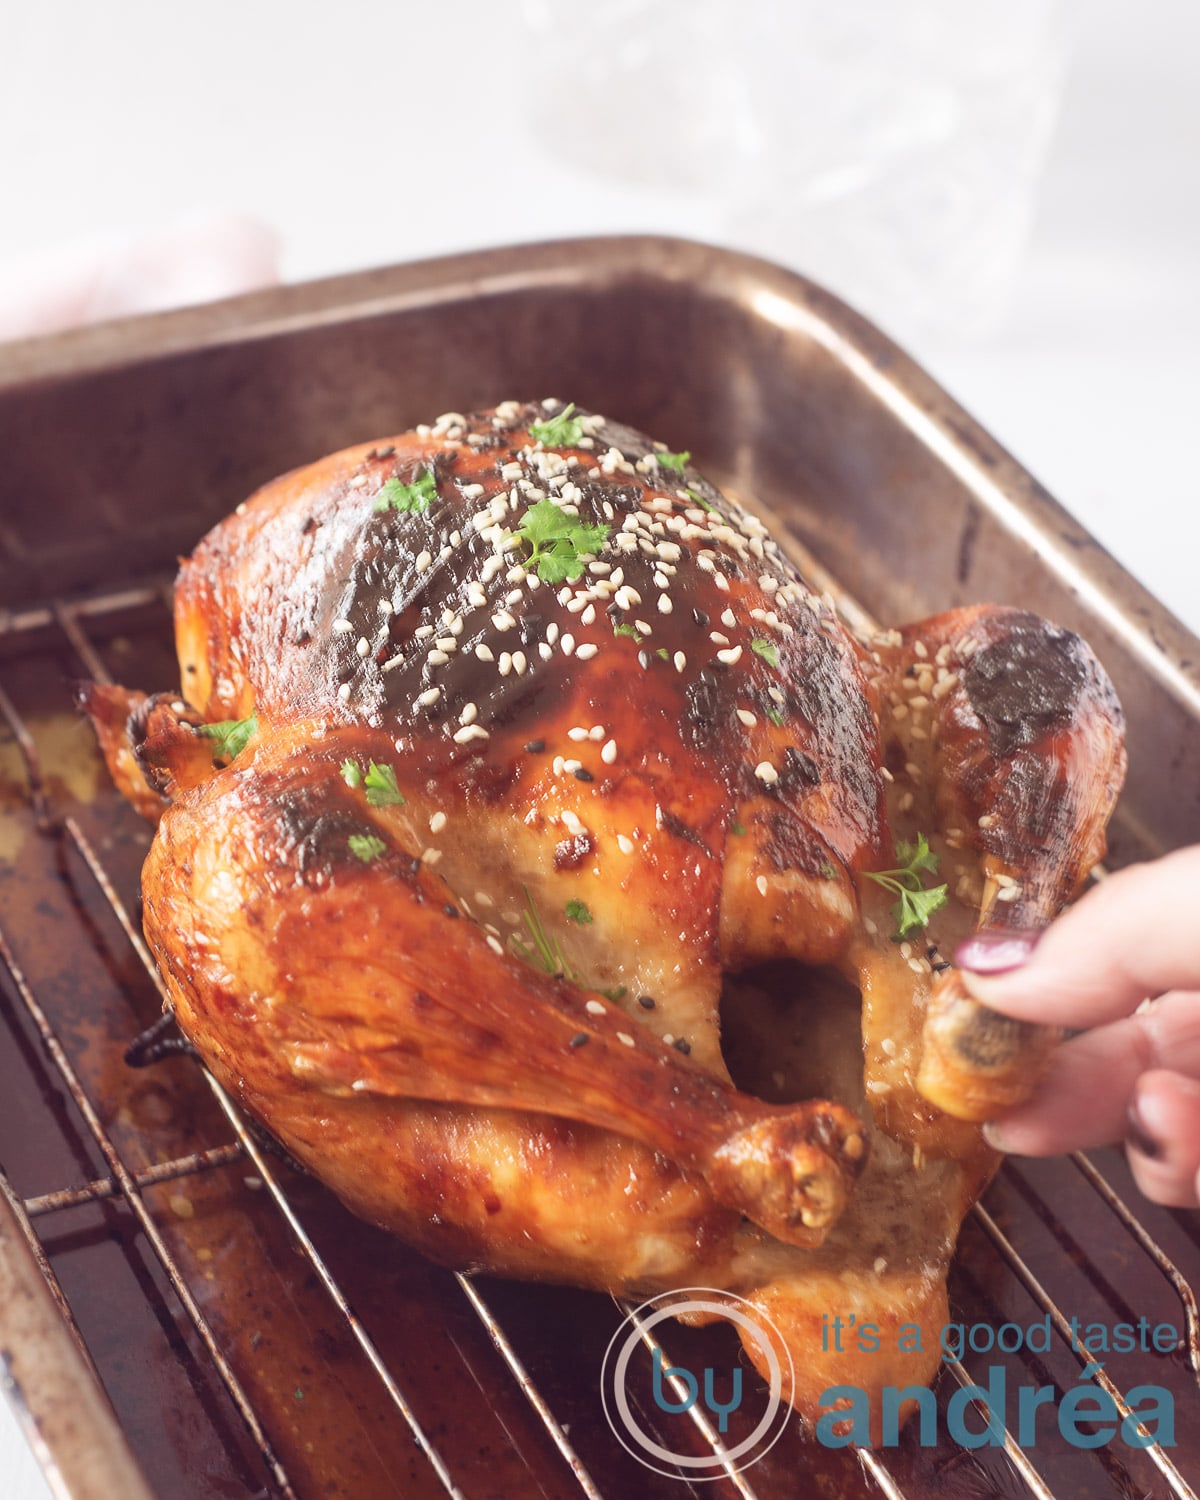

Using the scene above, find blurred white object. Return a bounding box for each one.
[520,0,1065,342]
[0,213,279,343]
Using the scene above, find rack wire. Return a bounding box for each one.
[1,582,1198,1500]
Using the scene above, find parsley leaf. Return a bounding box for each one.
[730,820,746,836]
[613,622,640,641]
[374,467,437,514]
[687,487,715,514]
[655,449,691,471]
[765,706,786,727]
[364,761,406,806]
[348,833,387,863]
[750,638,779,669]
[197,713,257,761]
[340,759,364,789]
[514,499,609,584]
[864,833,948,939]
[529,402,585,448]
[565,898,593,925]
[600,984,627,1002]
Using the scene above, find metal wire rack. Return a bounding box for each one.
[1,581,1198,1500]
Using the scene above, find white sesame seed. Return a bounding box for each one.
[653,572,669,590]
[453,724,490,744]
[416,550,432,572]
[562,759,582,774]
[713,573,729,592]
[512,650,527,675]
[461,483,484,499]
[721,608,737,628]
[568,726,588,741]
[657,594,673,614]
[474,643,495,662]
[333,618,353,634]
[914,640,928,659]
[717,646,743,666]
[581,604,596,625]
[617,834,634,855]
[585,999,605,1015]
[673,651,686,672]
[546,622,559,645]
[538,642,554,660]
[616,1032,635,1048]
[552,755,565,775]
[427,649,450,666]
[635,620,652,636]
[755,760,779,785]
[429,810,448,833]
[435,636,457,652]
[355,636,371,658]
[756,875,769,897]
[486,934,504,955]
[498,652,512,676]
[588,725,605,740]
[601,739,617,764]
[709,631,730,646]
[381,654,405,673]
[767,685,785,704]
[459,702,478,725]
[417,687,441,707]
[501,462,523,481]
[337,682,352,703]
[492,611,516,631]
[736,709,757,727]
[561,634,576,656]
[575,643,598,660]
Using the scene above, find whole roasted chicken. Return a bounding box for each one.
[84,401,1125,1418]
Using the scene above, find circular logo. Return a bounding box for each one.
[600,1287,794,1480]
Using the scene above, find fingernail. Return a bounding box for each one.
[1126,1097,1162,1161]
[982,1121,1012,1153]
[955,928,1041,976]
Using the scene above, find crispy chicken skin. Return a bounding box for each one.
[82,401,1125,1420]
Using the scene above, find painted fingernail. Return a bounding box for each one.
[1126,1097,1162,1161]
[955,928,1041,976]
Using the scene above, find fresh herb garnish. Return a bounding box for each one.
[821,860,839,881]
[655,449,691,471]
[730,820,746,836]
[374,467,437,514]
[613,622,640,641]
[197,713,258,761]
[348,833,387,863]
[765,706,786,727]
[340,759,364,789]
[864,833,948,939]
[529,402,585,448]
[514,499,609,584]
[565,898,593,925]
[511,887,578,981]
[687,487,715,514]
[600,984,627,1002]
[750,638,779,669]
[655,647,669,660]
[363,761,406,806]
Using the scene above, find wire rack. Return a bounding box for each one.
[1,581,1198,1500]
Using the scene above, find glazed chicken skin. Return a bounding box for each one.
[83,401,1125,1420]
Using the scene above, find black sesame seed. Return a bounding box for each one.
[573,766,594,782]
[637,994,656,1010]
[524,739,546,753]
[443,903,459,919]
[692,607,709,627]
[673,1037,691,1055]
[569,1032,590,1048]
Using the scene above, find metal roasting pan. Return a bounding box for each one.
[0,234,1197,1500]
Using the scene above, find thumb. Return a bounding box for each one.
[955,846,1200,1030]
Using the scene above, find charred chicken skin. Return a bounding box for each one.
[83,401,1126,1419]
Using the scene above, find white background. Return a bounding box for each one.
[1,0,1197,1493]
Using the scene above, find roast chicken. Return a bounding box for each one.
[83,400,1126,1420]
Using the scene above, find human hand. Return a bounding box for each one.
[955,846,1200,1208]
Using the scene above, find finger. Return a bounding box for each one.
[1125,1069,1200,1208]
[955,846,1200,1028]
[982,990,1200,1155]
